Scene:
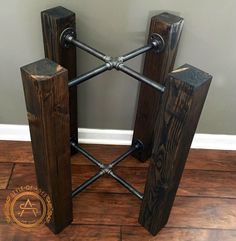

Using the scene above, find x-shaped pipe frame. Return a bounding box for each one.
[60,28,165,92]
[60,28,166,200]
[71,140,144,200]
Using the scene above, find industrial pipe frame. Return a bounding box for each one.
[61,28,165,92]
[60,27,166,200]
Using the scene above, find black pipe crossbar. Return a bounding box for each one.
[71,142,104,168]
[61,28,165,92]
[71,140,144,200]
[69,38,108,62]
[121,44,153,62]
[118,64,165,92]
[72,170,104,197]
[109,171,143,200]
[68,64,109,88]
[60,28,165,200]
[108,143,138,169]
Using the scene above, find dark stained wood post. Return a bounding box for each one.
[139,64,212,235]
[21,58,72,233]
[132,13,184,161]
[41,6,78,153]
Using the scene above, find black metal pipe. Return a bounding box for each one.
[108,146,136,169]
[72,170,104,197]
[68,64,109,87]
[109,171,143,200]
[121,44,153,62]
[68,37,108,62]
[108,141,142,169]
[71,140,144,199]
[118,64,165,92]
[70,142,104,168]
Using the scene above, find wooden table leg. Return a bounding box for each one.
[21,58,72,233]
[41,6,78,153]
[139,64,212,235]
[132,13,184,161]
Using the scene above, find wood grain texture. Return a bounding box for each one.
[0,141,33,163]
[139,64,212,235]
[72,166,236,199]
[6,164,236,201]
[71,145,150,168]
[8,163,236,199]
[178,169,236,198]
[72,192,140,226]
[167,196,236,229]
[72,165,146,194]
[72,192,236,230]
[41,6,78,150]
[2,141,235,171]
[0,163,13,189]
[7,163,37,189]
[186,149,236,171]
[0,141,236,240]
[21,58,72,233]
[0,224,120,241]
[0,189,11,200]
[122,227,236,241]
[133,12,184,161]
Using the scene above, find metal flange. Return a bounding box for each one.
[60,27,76,48]
[149,33,165,53]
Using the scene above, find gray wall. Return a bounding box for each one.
[0,0,235,134]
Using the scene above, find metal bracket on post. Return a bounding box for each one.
[149,33,165,53]
[60,27,76,48]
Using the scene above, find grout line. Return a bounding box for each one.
[73,163,236,173]
[70,190,236,200]
[120,225,122,241]
[4,164,236,200]
[119,224,236,231]
[0,161,34,164]
[3,186,236,200]
[184,168,236,173]
[2,161,236,174]
[0,161,31,165]
[164,226,236,231]
[6,163,14,189]
[0,222,235,232]
[175,195,236,200]
[70,223,236,231]
[70,223,125,228]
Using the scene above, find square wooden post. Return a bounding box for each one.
[41,6,78,153]
[21,58,72,233]
[139,64,212,235]
[132,13,184,161]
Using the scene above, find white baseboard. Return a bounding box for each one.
[0,125,30,141]
[77,128,132,145]
[0,124,236,150]
[0,125,132,145]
